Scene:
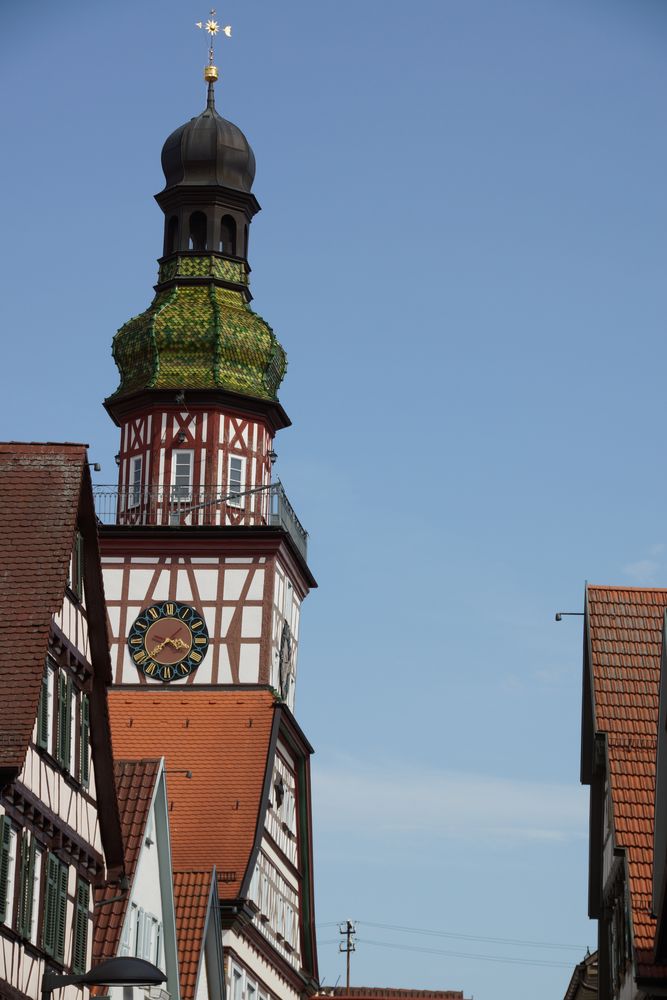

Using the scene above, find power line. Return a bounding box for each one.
[358,938,573,970]
[358,919,585,952]
[316,919,585,952]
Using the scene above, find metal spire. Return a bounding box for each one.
[195,9,232,108]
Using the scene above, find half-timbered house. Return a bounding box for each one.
[0,442,125,1000]
[582,584,667,999]
[94,759,179,1000]
[106,690,318,1000]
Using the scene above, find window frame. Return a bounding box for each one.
[171,450,195,504]
[227,455,246,508]
[0,816,18,928]
[128,455,143,508]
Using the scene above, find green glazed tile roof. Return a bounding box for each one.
[109,280,286,402]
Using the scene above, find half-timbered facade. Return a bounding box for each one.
[92,50,319,1000]
[105,690,318,1000]
[582,585,667,999]
[0,443,124,1000]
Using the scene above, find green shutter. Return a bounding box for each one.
[57,674,72,771]
[72,878,90,974]
[17,832,33,938]
[54,860,68,964]
[80,694,90,788]
[0,817,11,923]
[42,853,60,956]
[37,667,49,750]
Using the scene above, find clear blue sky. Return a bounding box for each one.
[3,1,667,997]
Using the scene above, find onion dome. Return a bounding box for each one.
[161,96,256,193]
[109,285,286,403]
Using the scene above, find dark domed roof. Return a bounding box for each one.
[161,101,256,193]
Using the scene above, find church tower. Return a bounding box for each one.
[97,51,315,705]
[97,32,320,1000]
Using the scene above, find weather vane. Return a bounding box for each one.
[196,9,232,86]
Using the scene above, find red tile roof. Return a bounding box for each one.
[173,870,213,1000]
[315,990,470,999]
[94,759,161,962]
[0,442,87,772]
[108,688,276,897]
[587,585,667,978]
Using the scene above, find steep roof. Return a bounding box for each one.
[173,870,214,1000]
[0,442,87,773]
[586,585,667,979]
[562,951,598,1000]
[94,759,161,961]
[108,688,276,897]
[315,990,470,999]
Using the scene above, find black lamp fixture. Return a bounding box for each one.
[177,431,187,444]
[114,453,121,466]
[268,449,277,466]
[42,957,166,1000]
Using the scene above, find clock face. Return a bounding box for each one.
[127,601,210,683]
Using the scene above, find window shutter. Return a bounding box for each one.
[55,861,68,964]
[72,530,84,600]
[57,673,67,767]
[72,878,90,974]
[80,694,90,787]
[136,907,145,958]
[37,668,49,749]
[0,817,11,923]
[18,832,35,938]
[42,853,60,956]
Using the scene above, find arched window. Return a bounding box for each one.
[166,216,179,254]
[220,215,237,256]
[188,212,207,251]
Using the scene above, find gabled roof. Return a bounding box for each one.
[108,689,276,897]
[0,442,124,878]
[315,990,471,999]
[94,758,161,961]
[173,870,216,1000]
[0,442,88,773]
[585,585,667,979]
[562,950,598,1000]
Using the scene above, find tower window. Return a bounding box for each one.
[129,456,142,507]
[228,455,246,507]
[171,450,194,502]
[166,216,179,254]
[220,215,237,256]
[188,212,207,251]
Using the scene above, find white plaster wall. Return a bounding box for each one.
[223,931,300,1000]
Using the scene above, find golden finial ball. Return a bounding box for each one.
[204,65,219,82]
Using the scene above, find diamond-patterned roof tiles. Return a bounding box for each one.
[0,442,86,772]
[108,688,276,897]
[173,870,213,1000]
[94,759,161,961]
[588,585,667,979]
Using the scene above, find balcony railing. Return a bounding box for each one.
[92,481,308,561]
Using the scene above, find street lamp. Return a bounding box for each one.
[42,956,166,1000]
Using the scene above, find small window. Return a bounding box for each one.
[28,845,42,945]
[232,967,243,1000]
[171,450,194,503]
[129,456,142,507]
[0,817,18,927]
[228,456,245,507]
[189,211,207,251]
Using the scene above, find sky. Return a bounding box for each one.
[2,1,667,997]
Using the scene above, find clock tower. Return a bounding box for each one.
[97,38,320,1000]
[96,67,315,706]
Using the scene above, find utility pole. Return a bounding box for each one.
[339,920,356,990]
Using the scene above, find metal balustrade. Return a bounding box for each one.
[92,481,308,560]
